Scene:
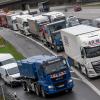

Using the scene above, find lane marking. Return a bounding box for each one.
[7,29,100,97]
[73,67,100,96]
[72,77,81,81]
[70,70,74,73]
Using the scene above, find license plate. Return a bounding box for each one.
[58,84,64,88]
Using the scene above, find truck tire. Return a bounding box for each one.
[54,46,58,52]
[85,67,89,78]
[78,63,82,73]
[20,30,24,34]
[68,88,72,92]
[26,85,31,93]
[35,85,40,96]
[41,87,47,98]
[22,83,27,91]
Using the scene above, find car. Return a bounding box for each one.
[74,3,82,12]
[0,53,21,87]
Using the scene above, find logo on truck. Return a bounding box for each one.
[88,39,100,46]
[50,71,66,78]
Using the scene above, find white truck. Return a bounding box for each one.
[61,25,100,78]
[66,16,80,27]
[16,14,32,35]
[28,15,49,39]
[42,11,66,22]
[0,53,21,86]
[92,18,100,28]
[6,13,20,31]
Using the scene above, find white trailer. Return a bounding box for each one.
[16,15,32,35]
[61,25,100,78]
[6,13,20,31]
[28,15,49,38]
[66,16,80,27]
[42,11,66,22]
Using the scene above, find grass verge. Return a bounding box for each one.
[0,36,24,60]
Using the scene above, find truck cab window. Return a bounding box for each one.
[84,46,100,58]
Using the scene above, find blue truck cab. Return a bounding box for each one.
[44,20,66,52]
[18,55,73,97]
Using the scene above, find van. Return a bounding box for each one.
[0,54,21,86]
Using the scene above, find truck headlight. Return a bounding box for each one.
[68,79,73,83]
[48,86,54,89]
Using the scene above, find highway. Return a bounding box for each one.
[0,28,100,100]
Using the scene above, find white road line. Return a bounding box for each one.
[73,67,100,96]
[70,70,74,73]
[72,77,80,81]
[12,30,100,96]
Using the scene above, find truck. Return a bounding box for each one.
[0,13,8,27]
[6,13,20,31]
[66,16,80,27]
[0,53,21,86]
[28,11,66,51]
[16,14,32,35]
[42,11,66,22]
[43,20,66,51]
[92,18,100,28]
[38,1,50,12]
[61,25,100,78]
[18,55,74,97]
[28,15,49,39]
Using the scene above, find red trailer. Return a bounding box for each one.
[0,13,8,27]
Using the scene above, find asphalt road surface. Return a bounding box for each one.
[52,6,100,19]
[0,28,100,100]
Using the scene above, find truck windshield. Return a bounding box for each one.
[48,21,66,33]
[1,58,16,66]
[7,67,19,75]
[44,60,67,74]
[85,46,100,58]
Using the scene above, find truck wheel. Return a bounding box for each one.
[35,85,40,96]
[78,63,82,72]
[85,68,89,78]
[10,82,14,88]
[20,30,23,34]
[54,46,58,52]
[41,87,47,98]
[68,88,72,92]
[26,86,31,93]
[22,83,27,91]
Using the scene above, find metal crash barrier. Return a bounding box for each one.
[0,84,19,100]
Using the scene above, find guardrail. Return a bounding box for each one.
[0,83,19,100]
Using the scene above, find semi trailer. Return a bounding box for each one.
[61,25,100,78]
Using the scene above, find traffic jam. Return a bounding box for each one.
[0,1,100,99]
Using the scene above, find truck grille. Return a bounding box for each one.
[92,61,100,73]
